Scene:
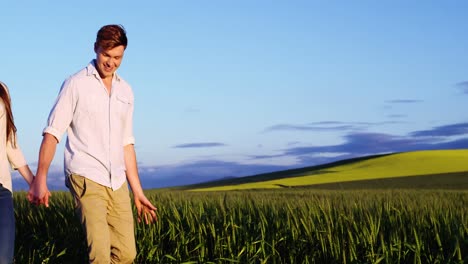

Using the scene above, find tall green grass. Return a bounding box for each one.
[13,189,468,263]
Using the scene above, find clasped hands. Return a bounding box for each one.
[27,177,52,207]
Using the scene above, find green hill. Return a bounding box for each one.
[184,149,468,191]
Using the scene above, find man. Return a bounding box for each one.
[28,24,157,263]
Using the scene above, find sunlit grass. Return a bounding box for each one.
[13,189,468,263]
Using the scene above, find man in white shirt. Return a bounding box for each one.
[28,24,157,264]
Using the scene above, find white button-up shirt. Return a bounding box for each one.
[44,61,135,190]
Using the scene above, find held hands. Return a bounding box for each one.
[27,177,52,207]
[134,194,157,224]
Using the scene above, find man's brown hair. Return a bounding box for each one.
[95,24,128,50]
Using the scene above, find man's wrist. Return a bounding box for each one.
[35,173,47,184]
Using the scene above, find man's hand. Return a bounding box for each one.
[134,194,157,224]
[29,133,57,207]
[27,177,52,207]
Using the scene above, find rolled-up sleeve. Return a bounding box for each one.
[6,140,27,170]
[43,79,76,142]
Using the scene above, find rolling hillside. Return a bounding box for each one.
[184,149,468,191]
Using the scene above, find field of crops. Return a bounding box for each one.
[13,189,468,263]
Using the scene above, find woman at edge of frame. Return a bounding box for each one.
[0,81,42,264]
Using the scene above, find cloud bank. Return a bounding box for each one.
[173,142,226,148]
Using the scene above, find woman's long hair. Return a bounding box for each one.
[0,82,17,147]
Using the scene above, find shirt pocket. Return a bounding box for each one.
[115,95,132,120]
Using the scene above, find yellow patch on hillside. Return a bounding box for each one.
[192,150,468,191]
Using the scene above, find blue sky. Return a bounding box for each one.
[2,1,468,190]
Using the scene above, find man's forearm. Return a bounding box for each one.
[36,133,58,183]
[124,144,144,196]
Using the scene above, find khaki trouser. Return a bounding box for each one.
[66,174,136,264]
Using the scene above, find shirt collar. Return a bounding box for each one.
[86,60,121,82]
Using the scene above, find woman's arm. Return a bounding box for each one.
[16,165,35,186]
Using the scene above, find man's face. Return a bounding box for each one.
[94,45,125,79]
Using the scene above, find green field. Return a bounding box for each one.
[12,149,468,263]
